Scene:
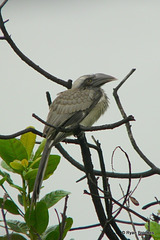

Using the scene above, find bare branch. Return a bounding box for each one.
[33,112,134,133]
[77,133,119,239]
[56,143,160,179]
[80,115,135,132]
[60,195,69,240]
[84,190,148,222]
[1,185,24,217]
[3,127,155,180]
[0,127,42,139]
[0,36,5,39]
[0,0,8,9]
[70,219,144,231]
[46,91,52,107]
[113,69,158,169]
[142,200,160,210]
[94,139,125,240]
[1,193,10,238]
[114,68,136,92]
[0,7,72,89]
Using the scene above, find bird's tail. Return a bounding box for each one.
[31,138,52,205]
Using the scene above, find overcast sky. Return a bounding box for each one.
[0,1,160,239]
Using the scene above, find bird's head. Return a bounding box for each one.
[72,73,117,89]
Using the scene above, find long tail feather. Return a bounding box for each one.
[31,138,52,205]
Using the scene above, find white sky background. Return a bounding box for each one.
[0,0,160,239]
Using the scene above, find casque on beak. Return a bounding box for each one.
[91,73,117,87]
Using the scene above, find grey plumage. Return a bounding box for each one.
[31,73,116,204]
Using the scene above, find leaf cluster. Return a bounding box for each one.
[0,127,73,239]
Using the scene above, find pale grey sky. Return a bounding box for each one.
[0,1,160,239]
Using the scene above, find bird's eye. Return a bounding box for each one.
[87,78,92,84]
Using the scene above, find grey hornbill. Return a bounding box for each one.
[31,73,116,204]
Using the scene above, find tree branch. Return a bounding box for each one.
[0,0,8,9]
[113,69,157,169]
[70,219,144,231]
[0,5,72,89]
[94,140,127,240]
[77,132,119,239]
[0,128,43,139]
[142,200,160,210]
[55,143,160,179]
[32,112,134,133]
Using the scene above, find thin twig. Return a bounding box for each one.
[54,209,61,239]
[77,133,119,239]
[56,143,160,179]
[46,91,52,107]
[59,195,69,240]
[70,219,144,231]
[80,115,135,131]
[114,68,136,92]
[84,190,147,222]
[142,200,160,210]
[1,193,10,239]
[113,69,157,169]
[0,6,72,89]
[0,127,42,139]
[112,147,132,218]
[93,139,127,240]
[98,147,132,239]
[1,185,24,216]
[0,0,8,9]
[32,113,58,130]
[120,185,139,240]
[33,112,134,133]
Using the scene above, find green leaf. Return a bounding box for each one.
[24,168,38,180]
[10,160,25,171]
[25,155,60,190]
[25,202,49,235]
[20,127,36,159]
[33,139,46,160]
[24,207,36,227]
[28,157,41,169]
[0,198,20,215]
[62,217,73,239]
[0,176,7,185]
[40,190,70,209]
[0,234,27,240]
[0,139,28,165]
[7,220,29,234]
[45,217,73,240]
[0,170,23,192]
[1,160,15,172]
[27,178,35,193]
[18,194,24,206]
[145,221,160,240]
[0,169,24,192]
[45,226,59,240]
[23,167,39,192]
[44,155,60,179]
[35,201,49,234]
[10,183,24,192]
[0,169,13,184]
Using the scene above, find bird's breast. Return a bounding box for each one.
[81,90,109,127]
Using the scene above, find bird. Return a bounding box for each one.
[31,73,116,204]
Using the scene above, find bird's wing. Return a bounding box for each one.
[43,88,102,142]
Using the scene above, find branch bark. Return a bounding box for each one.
[0,6,72,89]
[77,132,120,240]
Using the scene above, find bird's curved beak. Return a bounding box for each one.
[92,73,117,87]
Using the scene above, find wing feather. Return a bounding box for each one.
[43,88,102,143]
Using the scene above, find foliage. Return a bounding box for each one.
[145,221,160,240]
[0,128,72,239]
